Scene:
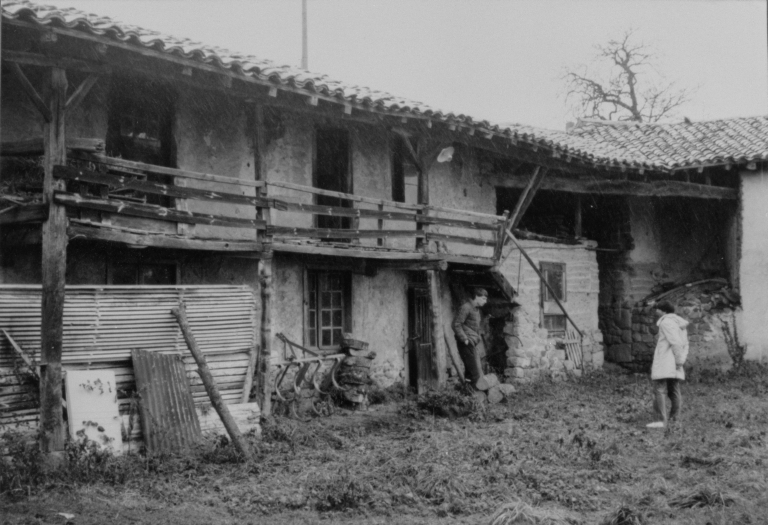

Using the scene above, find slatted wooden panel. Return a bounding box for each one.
[132,349,202,453]
[564,330,583,369]
[0,285,257,434]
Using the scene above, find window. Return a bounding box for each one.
[106,76,176,207]
[306,271,351,349]
[392,135,419,204]
[315,128,351,230]
[540,262,566,335]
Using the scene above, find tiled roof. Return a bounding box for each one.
[3,0,768,172]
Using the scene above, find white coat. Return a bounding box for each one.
[650,313,690,380]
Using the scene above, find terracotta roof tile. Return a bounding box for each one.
[4,0,768,172]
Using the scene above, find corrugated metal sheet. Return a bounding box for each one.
[0,285,257,433]
[132,349,201,453]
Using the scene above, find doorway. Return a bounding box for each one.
[407,273,435,392]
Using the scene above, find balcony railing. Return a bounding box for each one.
[51,153,509,261]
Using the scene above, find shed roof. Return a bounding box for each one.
[3,0,767,173]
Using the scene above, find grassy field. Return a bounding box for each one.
[2,364,768,524]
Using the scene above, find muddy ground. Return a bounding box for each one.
[2,365,768,524]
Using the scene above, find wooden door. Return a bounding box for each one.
[408,285,435,393]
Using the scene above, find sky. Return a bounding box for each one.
[55,0,767,131]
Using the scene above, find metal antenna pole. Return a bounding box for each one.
[301,0,308,69]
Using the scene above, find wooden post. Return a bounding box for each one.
[258,256,274,415]
[39,67,68,454]
[574,195,582,238]
[172,304,252,460]
[427,270,447,386]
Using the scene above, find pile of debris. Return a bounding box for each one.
[336,334,376,407]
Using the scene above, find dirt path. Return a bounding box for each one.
[3,367,768,524]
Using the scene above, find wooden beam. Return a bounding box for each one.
[39,67,68,454]
[172,304,252,460]
[70,152,266,189]
[68,223,263,251]
[268,226,425,239]
[488,173,738,200]
[427,270,447,388]
[0,204,48,225]
[257,256,273,415]
[64,74,99,112]
[8,62,52,122]
[271,242,447,260]
[509,167,547,230]
[54,192,267,229]
[374,259,448,272]
[53,165,277,208]
[1,137,104,156]
[2,50,110,74]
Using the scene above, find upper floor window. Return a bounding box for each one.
[392,134,419,204]
[106,76,176,207]
[314,128,351,230]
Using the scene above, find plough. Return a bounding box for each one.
[272,333,346,419]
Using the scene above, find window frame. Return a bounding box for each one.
[540,261,567,335]
[304,268,352,350]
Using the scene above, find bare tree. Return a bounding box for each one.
[563,30,693,123]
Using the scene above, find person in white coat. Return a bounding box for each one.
[647,300,689,429]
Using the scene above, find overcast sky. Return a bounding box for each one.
[58,0,767,130]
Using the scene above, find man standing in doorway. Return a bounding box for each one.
[453,288,488,387]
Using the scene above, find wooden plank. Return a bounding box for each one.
[426,232,496,247]
[240,346,258,403]
[489,173,739,200]
[511,167,547,230]
[54,165,277,208]
[0,204,48,225]
[1,137,105,156]
[70,152,266,188]
[269,226,425,239]
[68,223,263,252]
[55,192,266,229]
[39,67,68,453]
[267,180,422,211]
[271,242,446,260]
[7,62,51,122]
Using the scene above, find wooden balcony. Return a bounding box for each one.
[4,153,511,265]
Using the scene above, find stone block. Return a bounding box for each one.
[511,367,525,378]
[497,383,516,397]
[550,359,564,370]
[607,344,632,363]
[621,330,633,343]
[540,357,551,369]
[554,350,567,361]
[506,346,527,359]
[619,309,632,329]
[507,356,531,368]
[504,367,516,377]
[649,325,659,335]
[476,374,500,391]
[632,342,651,356]
[690,335,702,343]
[592,351,605,367]
[632,332,643,342]
[641,334,655,343]
[592,332,604,343]
[504,336,523,350]
[472,391,488,405]
[572,369,583,378]
[487,386,504,404]
[563,360,575,371]
[631,323,641,332]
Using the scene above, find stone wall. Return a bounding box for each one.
[495,240,604,383]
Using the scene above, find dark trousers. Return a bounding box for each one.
[456,339,482,385]
[653,378,682,424]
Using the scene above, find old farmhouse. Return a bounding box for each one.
[1,0,766,452]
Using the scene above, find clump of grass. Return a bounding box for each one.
[668,487,736,509]
[413,384,485,419]
[488,500,571,524]
[311,467,374,511]
[599,506,644,525]
[368,381,407,405]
